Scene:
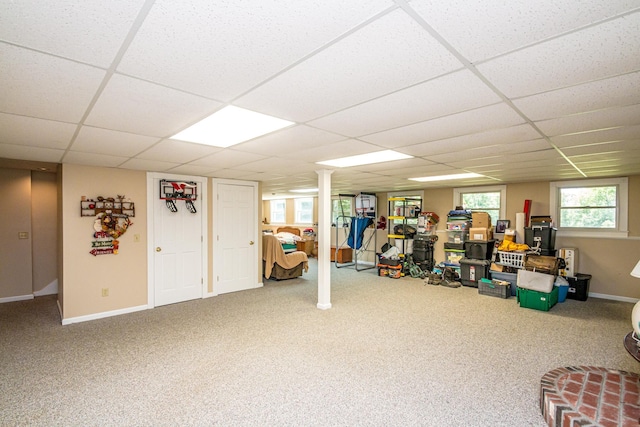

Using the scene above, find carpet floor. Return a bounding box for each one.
[1,258,638,426]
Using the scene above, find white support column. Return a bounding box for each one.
[316,169,334,310]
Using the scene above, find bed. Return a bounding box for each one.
[274,227,303,253]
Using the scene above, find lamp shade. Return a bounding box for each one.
[631,260,640,278]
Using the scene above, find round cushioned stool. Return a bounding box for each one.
[540,366,640,427]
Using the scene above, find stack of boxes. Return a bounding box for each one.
[443,210,471,271]
[459,212,495,288]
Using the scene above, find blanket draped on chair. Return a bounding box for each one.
[262,234,309,279]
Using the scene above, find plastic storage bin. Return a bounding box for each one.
[517,269,555,293]
[459,258,491,288]
[447,230,468,244]
[556,284,569,302]
[566,273,592,301]
[489,270,517,297]
[479,278,510,298]
[464,240,495,260]
[517,286,559,311]
[525,226,557,251]
[444,249,465,265]
[446,221,471,230]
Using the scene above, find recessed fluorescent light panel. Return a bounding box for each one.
[317,150,412,168]
[290,188,318,193]
[409,173,482,182]
[170,105,294,148]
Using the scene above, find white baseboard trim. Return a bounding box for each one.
[589,292,638,304]
[0,294,34,304]
[33,279,58,296]
[62,304,148,326]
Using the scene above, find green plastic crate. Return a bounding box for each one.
[516,286,559,311]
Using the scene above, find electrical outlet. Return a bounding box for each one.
[133,234,140,243]
[101,288,109,297]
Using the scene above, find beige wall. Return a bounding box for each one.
[0,168,33,299]
[32,171,58,293]
[61,164,147,319]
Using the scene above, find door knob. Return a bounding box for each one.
[249,241,254,245]
[156,247,162,252]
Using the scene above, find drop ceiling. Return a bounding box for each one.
[1,1,639,198]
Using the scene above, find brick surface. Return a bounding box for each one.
[599,403,619,422]
[540,366,640,427]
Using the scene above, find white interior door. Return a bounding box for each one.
[151,175,205,307]
[214,180,258,294]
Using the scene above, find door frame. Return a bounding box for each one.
[212,178,259,295]
[146,172,208,308]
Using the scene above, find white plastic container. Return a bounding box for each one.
[517,269,555,293]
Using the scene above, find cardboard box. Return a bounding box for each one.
[469,227,493,241]
[525,255,560,275]
[331,247,352,263]
[472,212,491,228]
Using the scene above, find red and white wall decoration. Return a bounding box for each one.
[81,196,135,256]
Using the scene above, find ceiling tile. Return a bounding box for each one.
[167,164,217,176]
[232,125,345,157]
[403,124,541,157]
[0,45,105,122]
[372,164,457,177]
[514,71,640,121]
[361,103,525,148]
[536,103,640,136]
[235,157,316,174]
[0,144,64,163]
[72,126,160,157]
[308,70,501,137]
[560,140,640,156]
[85,74,223,137]
[477,12,640,97]
[410,0,639,62]
[292,140,385,163]
[210,169,261,180]
[63,151,129,167]
[118,0,395,101]
[118,158,180,171]
[136,140,221,163]
[236,9,463,122]
[0,0,146,67]
[0,113,76,149]
[550,125,640,147]
[351,157,438,172]
[191,150,267,169]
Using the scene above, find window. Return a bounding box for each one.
[270,199,286,224]
[294,198,313,224]
[550,178,628,237]
[453,185,505,226]
[332,198,352,227]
